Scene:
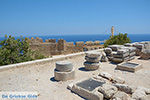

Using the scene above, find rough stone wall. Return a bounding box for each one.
[28,37,104,57]
[30,43,52,57]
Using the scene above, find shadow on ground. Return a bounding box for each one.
[50,77,58,82]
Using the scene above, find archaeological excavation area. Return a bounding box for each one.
[0,41,150,100]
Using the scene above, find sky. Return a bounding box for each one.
[0,0,150,37]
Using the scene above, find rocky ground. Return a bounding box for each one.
[0,55,150,100]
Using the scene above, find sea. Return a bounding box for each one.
[0,34,150,43]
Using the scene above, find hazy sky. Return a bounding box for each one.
[0,0,150,37]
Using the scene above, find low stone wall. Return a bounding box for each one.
[0,49,103,72]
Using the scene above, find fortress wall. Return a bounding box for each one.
[85,41,94,46]
[28,37,104,56]
[75,41,84,46]
[45,39,56,43]
[66,42,74,46]
[29,43,57,57]
[94,41,101,45]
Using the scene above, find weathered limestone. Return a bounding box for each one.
[100,52,108,62]
[98,84,118,99]
[108,45,124,51]
[104,48,112,56]
[54,61,75,81]
[112,91,131,100]
[131,87,150,100]
[112,76,125,84]
[56,61,73,72]
[99,72,113,81]
[84,52,101,70]
[113,84,136,94]
[85,56,100,63]
[112,48,130,63]
[85,51,101,58]
[68,78,104,100]
[140,95,150,100]
[140,49,150,60]
[99,72,125,84]
[132,88,147,100]
[84,62,100,70]
[116,62,142,72]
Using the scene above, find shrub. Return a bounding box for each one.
[0,35,45,66]
[104,33,131,47]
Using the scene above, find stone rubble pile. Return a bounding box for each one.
[140,49,150,60]
[84,51,101,70]
[68,70,150,100]
[124,41,150,56]
[95,72,150,100]
[54,61,75,81]
[104,45,136,63]
[104,41,150,63]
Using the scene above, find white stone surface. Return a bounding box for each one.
[98,84,118,99]
[54,68,75,81]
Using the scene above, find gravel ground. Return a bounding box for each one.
[0,55,150,100]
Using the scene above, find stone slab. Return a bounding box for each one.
[112,57,129,63]
[108,45,124,51]
[70,78,104,100]
[116,62,142,72]
[113,53,129,58]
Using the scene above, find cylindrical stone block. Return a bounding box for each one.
[85,56,100,63]
[85,52,101,58]
[54,68,75,81]
[56,61,73,72]
[84,61,99,70]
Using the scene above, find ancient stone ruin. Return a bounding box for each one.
[84,52,101,70]
[27,37,104,57]
[116,62,142,72]
[54,61,75,81]
[68,72,150,100]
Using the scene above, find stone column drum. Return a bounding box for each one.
[54,61,75,81]
[84,52,101,70]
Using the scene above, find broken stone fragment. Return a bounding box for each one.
[99,72,113,81]
[100,52,108,62]
[104,48,112,54]
[140,49,150,60]
[99,72,125,84]
[112,91,131,100]
[112,76,125,84]
[113,84,136,94]
[98,84,118,99]
[93,76,110,84]
[67,83,74,90]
